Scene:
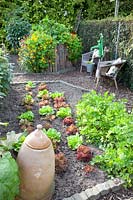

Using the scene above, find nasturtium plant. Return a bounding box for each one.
[18,17,82,72]
[19,30,56,72]
[0,152,20,200]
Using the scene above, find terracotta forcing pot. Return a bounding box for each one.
[17,124,55,200]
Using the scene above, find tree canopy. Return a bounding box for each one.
[0,0,132,41]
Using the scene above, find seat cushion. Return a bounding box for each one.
[105,65,118,77]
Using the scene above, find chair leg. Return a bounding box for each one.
[114,78,118,90]
[96,77,100,88]
[80,65,82,72]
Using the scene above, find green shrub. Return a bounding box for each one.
[18,17,82,72]
[76,90,133,186]
[6,18,31,53]
[0,55,12,99]
[78,19,133,90]
[18,30,55,72]
[39,17,82,62]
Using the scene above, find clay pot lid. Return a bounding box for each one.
[25,124,51,150]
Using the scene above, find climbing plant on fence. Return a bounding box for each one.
[78,18,133,90]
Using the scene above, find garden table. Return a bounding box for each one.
[95,59,126,89]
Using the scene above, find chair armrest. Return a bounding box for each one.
[82,51,93,61]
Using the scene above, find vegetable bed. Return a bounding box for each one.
[0,81,107,200]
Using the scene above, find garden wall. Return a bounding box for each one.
[78,19,133,90]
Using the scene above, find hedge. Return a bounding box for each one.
[78,18,133,90]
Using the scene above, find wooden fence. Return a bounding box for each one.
[48,44,73,73]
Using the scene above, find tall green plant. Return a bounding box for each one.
[18,30,56,72]
[5,18,31,53]
[19,18,82,72]
[0,55,12,99]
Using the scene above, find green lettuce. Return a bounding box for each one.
[0,152,20,200]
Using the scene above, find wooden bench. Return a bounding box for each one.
[95,59,126,89]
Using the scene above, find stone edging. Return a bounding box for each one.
[63,178,124,200]
[12,80,90,92]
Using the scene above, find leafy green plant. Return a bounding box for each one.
[6,18,31,52]
[0,152,20,200]
[76,90,127,147]
[23,94,34,105]
[13,133,27,152]
[92,139,133,187]
[25,81,36,90]
[18,30,55,72]
[67,133,83,150]
[43,128,61,143]
[37,89,49,98]
[38,18,82,62]
[50,92,64,99]
[0,56,12,99]
[18,111,34,121]
[18,17,82,72]
[0,131,27,152]
[76,90,133,186]
[56,107,72,119]
[39,106,54,116]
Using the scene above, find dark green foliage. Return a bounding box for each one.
[76,90,133,186]
[34,17,82,61]
[0,152,20,200]
[5,18,31,52]
[0,56,12,99]
[78,19,133,90]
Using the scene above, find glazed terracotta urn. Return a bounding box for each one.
[17,124,55,200]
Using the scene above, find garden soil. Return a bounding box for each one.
[0,56,133,199]
[0,82,107,200]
